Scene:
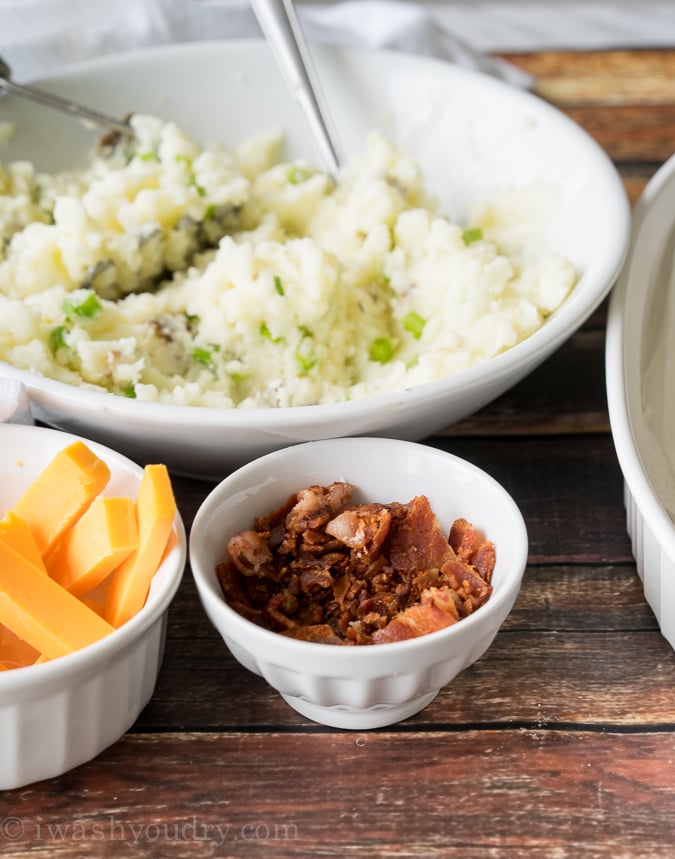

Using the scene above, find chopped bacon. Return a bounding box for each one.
[472,541,497,584]
[448,516,496,584]
[372,587,460,643]
[440,558,492,615]
[227,530,273,577]
[285,482,355,533]
[449,517,484,556]
[388,496,456,574]
[298,564,335,594]
[325,503,391,554]
[216,483,496,645]
[265,591,298,629]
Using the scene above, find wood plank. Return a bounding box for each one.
[502,49,675,106]
[500,50,675,162]
[5,731,675,858]
[430,436,631,564]
[561,104,675,163]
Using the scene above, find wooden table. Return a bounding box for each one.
[4,49,675,858]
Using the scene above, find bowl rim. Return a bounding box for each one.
[189,436,529,662]
[0,39,631,430]
[0,423,187,693]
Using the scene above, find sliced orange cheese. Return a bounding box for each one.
[0,623,41,669]
[45,495,139,597]
[104,464,176,628]
[0,537,115,660]
[0,511,46,574]
[12,441,111,555]
[81,596,105,617]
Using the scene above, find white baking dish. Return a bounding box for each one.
[606,154,675,648]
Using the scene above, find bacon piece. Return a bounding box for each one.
[265,591,298,629]
[216,561,264,624]
[325,503,391,556]
[217,483,496,646]
[440,558,492,615]
[388,495,456,574]
[285,482,355,533]
[372,587,460,643]
[472,541,496,584]
[227,529,273,576]
[448,517,496,585]
[298,564,335,594]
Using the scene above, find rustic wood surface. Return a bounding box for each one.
[2,49,675,859]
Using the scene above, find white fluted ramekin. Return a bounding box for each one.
[190,437,528,730]
[0,424,186,789]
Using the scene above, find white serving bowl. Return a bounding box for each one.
[189,437,528,729]
[606,153,675,650]
[0,424,186,790]
[0,40,630,479]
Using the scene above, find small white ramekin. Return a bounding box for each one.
[0,424,186,789]
[190,437,528,730]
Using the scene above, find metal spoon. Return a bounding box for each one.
[250,0,343,178]
[0,56,133,137]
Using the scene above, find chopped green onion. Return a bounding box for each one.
[184,312,200,330]
[287,165,312,185]
[369,337,395,364]
[63,292,102,319]
[402,311,427,340]
[191,345,216,367]
[138,151,159,162]
[176,154,205,195]
[462,227,484,245]
[121,384,137,398]
[273,275,285,296]
[203,204,217,221]
[260,322,283,343]
[295,333,316,374]
[298,324,313,338]
[49,326,69,354]
[296,354,316,374]
[228,372,248,384]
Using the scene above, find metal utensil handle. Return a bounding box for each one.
[251,0,343,177]
[0,67,133,137]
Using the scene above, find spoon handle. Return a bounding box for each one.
[251,0,343,177]
[0,66,133,137]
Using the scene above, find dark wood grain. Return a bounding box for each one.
[6,731,675,858]
[2,48,674,859]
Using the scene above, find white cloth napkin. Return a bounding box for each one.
[0,0,532,88]
[0,380,33,425]
[421,2,675,53]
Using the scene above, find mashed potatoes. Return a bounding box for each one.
[0,115,577,408]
